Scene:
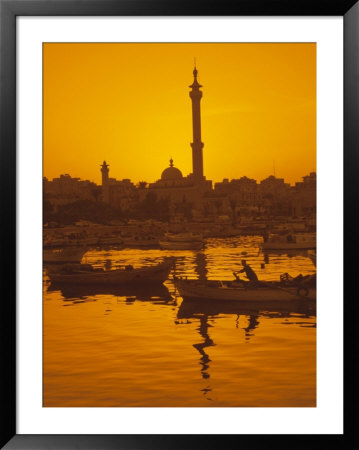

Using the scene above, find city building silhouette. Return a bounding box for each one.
[43,66,316,221]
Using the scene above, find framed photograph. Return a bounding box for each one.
[1,1,356,448]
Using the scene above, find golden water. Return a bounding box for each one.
[43,236,316,407]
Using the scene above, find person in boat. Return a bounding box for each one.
[233,259,259,286]
[237,260,259,285]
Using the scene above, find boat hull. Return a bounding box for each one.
[262,242,316,250]
[164,232,203,242]
[175,279,316,302]
[262,233,316,250]
[43,248,88,264]
[48,282,172,301]
[123,238,159,248]
[159,240,204,250]
[48,258,174,286]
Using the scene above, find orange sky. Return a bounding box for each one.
[43,43,316,186]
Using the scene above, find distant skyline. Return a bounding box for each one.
[43,43,316,186]
[44,170,314,187]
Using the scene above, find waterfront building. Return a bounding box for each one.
[292,172,316,217]
[259,175,291,198]
[259,175,292,215]
[100,160,137,210]
[213,176,260,215]
[43,174,99,209]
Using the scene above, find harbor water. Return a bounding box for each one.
[43,236,316,407]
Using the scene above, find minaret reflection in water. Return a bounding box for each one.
[192,251,214,397]
[194,251,208,281]
[180,250,263,399]
[193,315,214,380]
[243,314,260,341]
[193,314,214,401]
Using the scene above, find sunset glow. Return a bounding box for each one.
[43,43,316,185]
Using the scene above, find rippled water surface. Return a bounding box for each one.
[43,237,316,407]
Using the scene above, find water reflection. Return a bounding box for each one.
[48,282,172,303]
[193,314,214,381]
[243,314,260,341]
[177,299,316,319]
[104,258,112,270]
[194,252,208,281]
[43,236,316,407]
[177,297,316,399]
[262,249,314,266]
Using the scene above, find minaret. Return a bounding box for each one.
[189,65,204,183]
[100,160,110,203]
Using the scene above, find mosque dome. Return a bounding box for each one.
[161,158,183,181]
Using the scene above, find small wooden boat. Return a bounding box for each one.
[47,257,175,286]
[164,232,203,242]
[43,247,88,264]
[159,240,204,250]
[262,233,316,250]
[159,232,204,250]
[122,236,159,248]
[174,277,316,302]
[95,236,124,246]
[47,282,172,302]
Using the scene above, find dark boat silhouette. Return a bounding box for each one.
[47,282,173,302]
[46,257,175,286]
[174,277,316,303]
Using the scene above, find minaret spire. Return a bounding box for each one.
[189,65,204,183]
[100,161,110,203]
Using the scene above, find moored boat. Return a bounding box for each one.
[262,233,316,250]
[159,232,204,250]
[43,247,88,264]
[159,240,204,250]
[164,232,203,242]
[47,257,175,286]
[122,235,159,248]
[47,282,172,302]
[94,235,124,246]
[174,277,316,302]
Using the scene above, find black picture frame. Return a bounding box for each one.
[1,0,357,448]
